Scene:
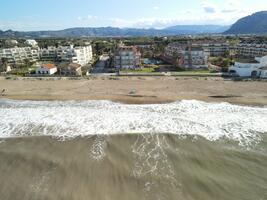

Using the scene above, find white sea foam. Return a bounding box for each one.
[0,99,267,144]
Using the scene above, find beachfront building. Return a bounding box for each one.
[57,45,93,66]
[114,45,141,69]
[164,42,208,69]
[36,63,57,75]
[229,56,267,78]
[40,45,93,66]
[0,47,39,65]
[58,63,82,76]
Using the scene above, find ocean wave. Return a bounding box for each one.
[0,99,267,145]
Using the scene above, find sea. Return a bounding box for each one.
[0,99,267,200]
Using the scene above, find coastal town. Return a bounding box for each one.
[1,1,267,200]
[1,36,267,79]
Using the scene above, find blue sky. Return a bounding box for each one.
[1,0,267,31]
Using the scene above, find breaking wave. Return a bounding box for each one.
[0,99,267,145]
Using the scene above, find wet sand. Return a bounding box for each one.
[0,76,267,106]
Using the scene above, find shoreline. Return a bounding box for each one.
[1,76,267,106]
[1,97,267,108]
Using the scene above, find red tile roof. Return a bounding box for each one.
[42,63,55,69]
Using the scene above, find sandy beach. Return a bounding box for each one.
[0,76,267,106]
[1,76,267,200]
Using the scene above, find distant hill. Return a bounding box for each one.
[164,25,230,34]
[0,25,230,38]
[225,11,267,34]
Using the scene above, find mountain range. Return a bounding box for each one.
[0,25,229,38]
[1,11,267,38]
[224,11,267,34]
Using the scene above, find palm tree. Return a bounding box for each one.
[172,52,182,69]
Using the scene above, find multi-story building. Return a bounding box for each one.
[39,46,57,61]
[5,39,18,46]
[40,45,93,66]
[57,45,93,66]
[234,43,267,57]
[0,47,39,65]
[1,44,93,67]
[201,43,230,57]
[164,42,208,69]
[114,45,141,69]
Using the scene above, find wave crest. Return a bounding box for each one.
[0,99,267,145]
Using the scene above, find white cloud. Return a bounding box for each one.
[202,1,217,13]
[3,0,267,31]
[77,15,98,21]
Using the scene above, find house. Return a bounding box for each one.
[229,56,267,78]
[114,45,141,69]
[36,63,57,75]
[58,63,82,76]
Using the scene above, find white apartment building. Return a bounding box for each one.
[39,46,57,61]
[5,39,18,46]
[114,45,141,69]
[57,45,93,66]
[235,43,267,57]
[40,45,93,66]
[0,47,39,65]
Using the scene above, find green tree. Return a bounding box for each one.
[23,58,32,67]
[0,57,8,72]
